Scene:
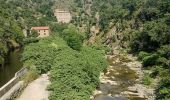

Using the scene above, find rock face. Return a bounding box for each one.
[91,54,155,100]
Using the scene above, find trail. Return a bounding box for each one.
[18,74,50,100]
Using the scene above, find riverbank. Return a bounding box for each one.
[91,53,155,100]
[0,50,23,87]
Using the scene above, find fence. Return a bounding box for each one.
[15,68,27,77]
[0,67,27,97]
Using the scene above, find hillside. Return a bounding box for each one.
[54,0,170,99]
[0,0,170,100]
[0,0,55,65]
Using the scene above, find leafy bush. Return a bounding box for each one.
[138,51,150,60]
[66,36,82,51]
[62,24,84,51]
[23,38,39,45]
[151,66,164,78]
[142,74,153,85]
[157,45,170,68]
[91,44,112,54]
[29,30,39,38]
[142,54,159,67]
[22,70,39,84]
[138,51,159,67]
[48,45,107,100]
[22,36,66,74]
[156,72,170,100]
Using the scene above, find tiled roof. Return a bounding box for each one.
[31,26,49,30]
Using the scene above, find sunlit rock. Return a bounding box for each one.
[93,90,102,96]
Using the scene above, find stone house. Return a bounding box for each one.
[54,9,72,23]
[31,26,50,38]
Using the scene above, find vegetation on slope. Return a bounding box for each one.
[1,0,169,99]
[0,0,55,66]
[22,25,108,99]
[63,0,170,99]
[87,0,170,99]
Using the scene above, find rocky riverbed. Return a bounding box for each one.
[91,54,155,100]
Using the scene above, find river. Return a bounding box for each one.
[92,54,148,100]
[0,50,23,87]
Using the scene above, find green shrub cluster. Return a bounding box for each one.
[22,36,108,100]
[61,24,85,51]
[142,74,153,86]
[138,45,170,99]
[138,52,159,67]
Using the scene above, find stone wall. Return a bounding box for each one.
[54,9,72,23]
[0,68,27,98]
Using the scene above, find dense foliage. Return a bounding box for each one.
[61,24,85,51]
[63,0,170,99]
[85,0,170,99]
[1,0,169,99]
[22,35,108,100]
[0,0,55,66]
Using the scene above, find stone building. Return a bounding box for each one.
[31,26,50,38]
[54,9,72,23]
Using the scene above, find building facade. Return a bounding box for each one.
[54,9,72,23]
[31,27,50,38]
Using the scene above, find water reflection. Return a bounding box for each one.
[0,50,23,87]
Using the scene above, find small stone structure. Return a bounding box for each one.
[31,26,50,38]
[54,9,72,23]
[0,68,27,99]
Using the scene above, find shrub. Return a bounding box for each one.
[23,38,39,45]
[22,70,39,84]
[142,74,153,85]
[62,24,84,51]
[140,53,159,67]
[156,73,170,100]
[151,66,164,78]
[138,51,150,60]
[66,36,82,51]
[29,30,39,37]
[138,51,159,67]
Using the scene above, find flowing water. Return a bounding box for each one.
[93,55,146,100]
[0,50,23,87]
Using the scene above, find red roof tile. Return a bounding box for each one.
[31,26,49,30]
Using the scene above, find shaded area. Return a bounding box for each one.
[0,50,23,87]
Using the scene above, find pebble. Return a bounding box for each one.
[92,54,155,100]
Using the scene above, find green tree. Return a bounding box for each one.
[62,24,84,51]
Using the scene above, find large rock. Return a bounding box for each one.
[100,79,118,85]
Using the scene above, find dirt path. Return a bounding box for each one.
[18,74,50,100]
